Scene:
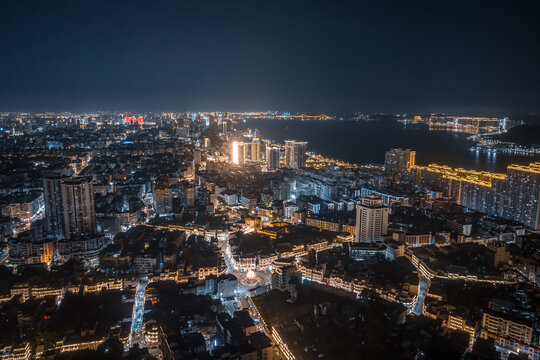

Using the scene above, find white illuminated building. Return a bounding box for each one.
[355,195,388,242]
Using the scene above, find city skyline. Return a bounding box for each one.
[1,2,539,359]
[0,110,539,360]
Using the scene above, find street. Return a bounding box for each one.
[130,278,148,346]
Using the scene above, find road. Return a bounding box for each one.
[412,277,430,315]
[130,278,148,346]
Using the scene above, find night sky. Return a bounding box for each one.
[1,0,539,114]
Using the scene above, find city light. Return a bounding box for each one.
[0,112,538,360]
[0,91,538,360]
[232,140,239,164]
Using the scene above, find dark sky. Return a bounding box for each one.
[1,0,539,114]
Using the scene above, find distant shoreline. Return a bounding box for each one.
[238,119,540,173]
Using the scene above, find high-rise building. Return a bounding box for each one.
[285,140,307,169]
[241,143,249,164]
[384,148,416,174]
[355,195,388,242]
[413,161,540,230]
[232,141,239,164]
[43,175,70,238]
[222,121,228,134]
[60,177,97,239]
[266,146,280,171]
[154,186,173,215]
[251,139,261,161]
[504,163,540,230]
[193,148,202,167]
[232,141,249,165]
[185,184,196,207]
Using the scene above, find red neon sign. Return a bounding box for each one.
[125,116,143,125]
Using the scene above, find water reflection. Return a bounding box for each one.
[239,120,540,172]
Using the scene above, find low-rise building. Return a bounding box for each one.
[271,264,297,291]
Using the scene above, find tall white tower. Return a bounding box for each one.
[355,195,388,242]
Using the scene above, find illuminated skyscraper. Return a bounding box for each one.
[412,160,540,230]
[285,140,307,169]
[251,139,261,161]
[232,141,239,164]
[355,195,388,243]
[384,148,416,174]
[504,163,540,230]
[241,143,249,164]
[60,177,97,239]
[222,121,228,134]
[266,146,280,171]
[232,141,249,165]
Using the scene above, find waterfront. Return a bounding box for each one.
[239,119,540,172]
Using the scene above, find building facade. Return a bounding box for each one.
[284,140,307,169]
[384,148,416,175]
[154,186,173,215]
[412,162,540,230]
[60,177,96,239]
[43,175,70,238]
[355,195,388,242]
[265,146,280,171]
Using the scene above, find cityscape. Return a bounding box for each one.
[0,112,538,360]
[1,1,540,360]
